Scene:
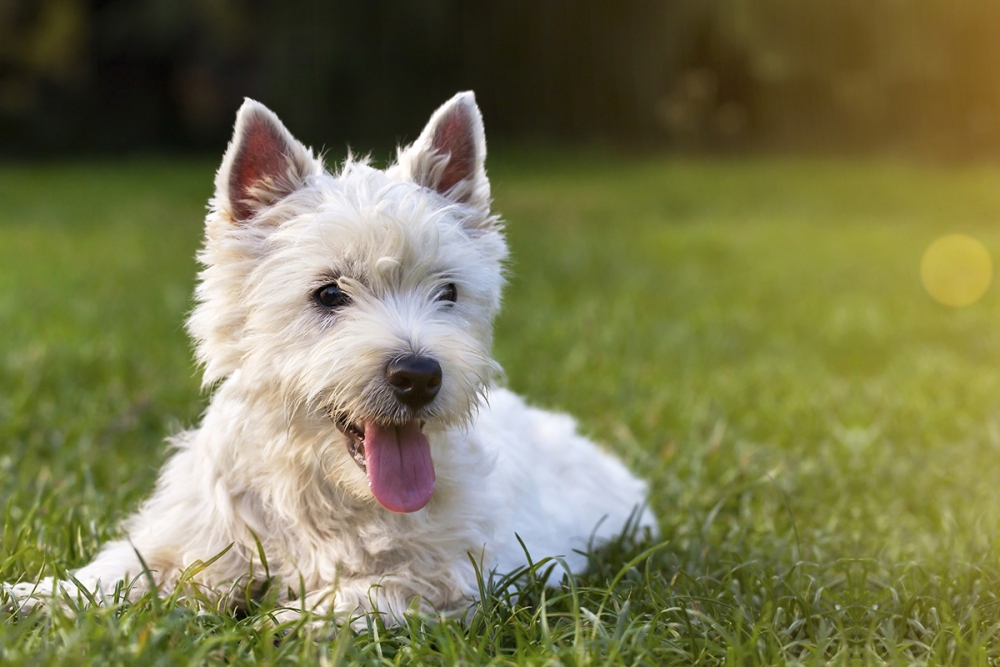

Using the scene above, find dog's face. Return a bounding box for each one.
[187,93,507,513]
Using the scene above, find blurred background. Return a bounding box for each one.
[3,0,1000,158]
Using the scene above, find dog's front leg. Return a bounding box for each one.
[3,455,230,616]
[2,540,152,615]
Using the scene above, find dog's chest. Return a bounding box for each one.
[262,485,490,579]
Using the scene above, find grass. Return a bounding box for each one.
[4,154,1000,664]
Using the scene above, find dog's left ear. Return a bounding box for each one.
[397,91,490,213]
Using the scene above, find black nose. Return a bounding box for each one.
[386,355,442,409]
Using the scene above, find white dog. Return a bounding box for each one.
[4,92,656,625]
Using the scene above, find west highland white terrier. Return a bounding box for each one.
[3,92,656,625]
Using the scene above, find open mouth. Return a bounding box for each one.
[336,415,368,470]
[334,414,435,514]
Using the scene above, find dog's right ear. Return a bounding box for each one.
[213,99,324,225]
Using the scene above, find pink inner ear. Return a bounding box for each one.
[431,106,477,196]
[229,116,290,222]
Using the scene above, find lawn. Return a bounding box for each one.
[3,154,1000,665]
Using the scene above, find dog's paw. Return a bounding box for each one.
[1,582,19,614]
[1,578,96,616]
[267,588,377,633]
[2,580,55,616]
[269,591,339,630]
[269,604,375,634]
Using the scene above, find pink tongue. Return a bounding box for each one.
[363,420,436,513]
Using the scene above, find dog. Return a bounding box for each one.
[3,92,656,625]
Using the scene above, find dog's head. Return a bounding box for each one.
[187,92,507,514]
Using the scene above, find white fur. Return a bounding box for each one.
[3,92,656,626]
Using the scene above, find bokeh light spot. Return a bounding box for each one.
[920,234,993,307]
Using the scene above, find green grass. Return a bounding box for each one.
[4,154,1000,665]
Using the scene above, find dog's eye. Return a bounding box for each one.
[437,283,457,303]
[314,282,351,309]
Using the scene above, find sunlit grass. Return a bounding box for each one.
[4,155,1000,664]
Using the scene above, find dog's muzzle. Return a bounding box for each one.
[326,355,443,514]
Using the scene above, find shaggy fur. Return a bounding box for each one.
[3,92,656,625]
